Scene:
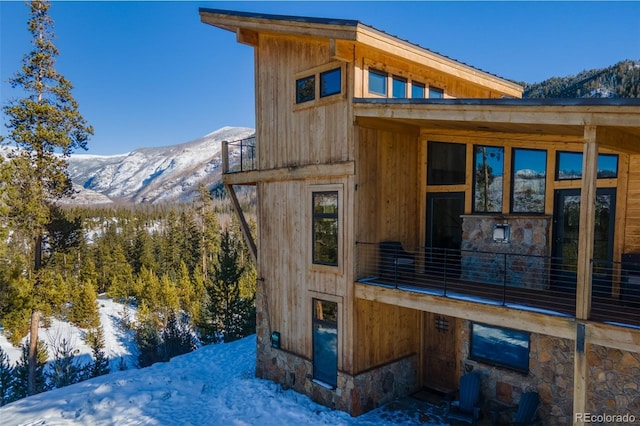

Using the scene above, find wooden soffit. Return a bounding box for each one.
[353,99,640,153]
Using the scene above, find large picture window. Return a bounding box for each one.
[512,148,547,213]
[427,141,466,185]
[474,146,504,213]
[470,322,530,373]
[312,191,339,266]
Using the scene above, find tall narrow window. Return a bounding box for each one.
[368,69,387,96]
[429,86,444,98]
[392,75,407,98]
[320,68,341,98]
[512,148,547,213]
[313,191,339,266]
[411,81,425,98]
[313,299,338,388]
[296,75,315,104]
[474,146,504,213]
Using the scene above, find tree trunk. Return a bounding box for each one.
[28,233,43,396]
[28,309,40,396]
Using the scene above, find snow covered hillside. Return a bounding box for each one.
[66,126,255,204]
[0,308,446,425]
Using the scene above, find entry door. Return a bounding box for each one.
[552,188,616,290]
[426,192,464,274]
[423,313,458,390]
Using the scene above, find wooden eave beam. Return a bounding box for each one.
[237,28,258,46]
[354,103,640,129]
[200,11,358,41]
[330,39,355,62]
[596,126,640,154]
[355,26,523,98]
[222,161,355,185]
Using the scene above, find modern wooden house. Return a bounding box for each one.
[200,8,640,423]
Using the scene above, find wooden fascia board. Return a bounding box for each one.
[200,11,358,42]
[355,26,523,98]
[354,283,576,340]
[222,161,355,185]
[354,103,640,128]
[586,322,640,353]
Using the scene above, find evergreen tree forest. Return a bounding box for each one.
[523,59,640,99]
[0,192,257,403]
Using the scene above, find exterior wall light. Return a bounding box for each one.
[271,331,281,349]
[493,223,511,243]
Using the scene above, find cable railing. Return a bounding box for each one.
[355,242,640,327]
[222,136,256,174]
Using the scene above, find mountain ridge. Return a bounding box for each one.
[65,126,254,204]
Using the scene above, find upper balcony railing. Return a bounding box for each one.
[222,136,256,174]
[356,242,640,328]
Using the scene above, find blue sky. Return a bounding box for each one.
[1,1,639,155]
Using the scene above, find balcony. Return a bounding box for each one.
[222,136,256,174]
[356,242,640,328]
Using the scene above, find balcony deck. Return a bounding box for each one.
[356,242,640,328]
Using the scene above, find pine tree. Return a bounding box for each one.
[134,301,162,368]
[161,311,196,361]
[69,280,100,329]
[0,347,15,406]
[85,326,110,378]
[11,340,48,400]
[46,336,82,389]
[1,0,93,395]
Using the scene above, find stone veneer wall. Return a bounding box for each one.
[461,215,551,289]
[588,344,640,418]
[254,286,418,416]
[460,320,574,424]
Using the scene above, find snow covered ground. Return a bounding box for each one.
[0,300,447,425]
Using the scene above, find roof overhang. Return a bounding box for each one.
[199,8,523,98]
[353,98,640,153]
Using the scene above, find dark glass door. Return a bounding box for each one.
[426,192,465,274]
[552,188,616,291]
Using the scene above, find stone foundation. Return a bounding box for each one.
[255,285,418,416]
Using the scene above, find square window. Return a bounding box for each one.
[429,86,444,98]
[320,68,341,98]
[313,191,339,266]
[368,69,387,96]
[411,81,425,98]
[512,148,546,213]
[427,141,466,185]
[392,75,407,98]
[296,75,315,104]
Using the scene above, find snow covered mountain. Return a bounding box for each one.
[66,126,255,204]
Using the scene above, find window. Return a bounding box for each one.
[296,75,315,104]
[392,75,407,98]
[429,86,444,98]
[474,146,504,213]
[368,69,387,95]
[411,81,425,98]
[427,141,466,185]
[470,323,530,373]
[320,68,341,98]
[556,152,619,180]
[512,148,547,213]
[312,191,339,266]
[313,299,338,388]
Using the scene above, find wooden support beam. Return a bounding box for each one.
[225,183,257,264]
[573,322,588,425]
[221,141,229,174]
[237,28,259,46]
[576,126,598,320]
